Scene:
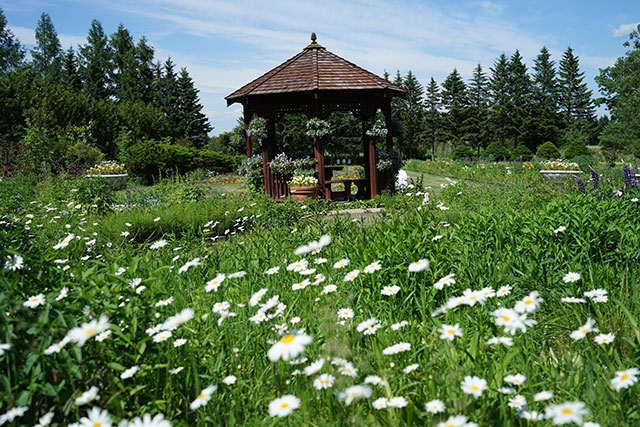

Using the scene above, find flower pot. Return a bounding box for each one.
[87,174,129,190]
[540,170,581,180]
[289,186,319,201]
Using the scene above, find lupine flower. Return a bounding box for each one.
[576,176,586,193]
[590,167,600,190]
[623,162,638,189]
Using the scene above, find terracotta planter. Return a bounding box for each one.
[289,186,319,201]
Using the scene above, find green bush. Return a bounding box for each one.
[123,139,242,185]
[536,141,561,159]
[451,144,474,160]
[564,139,591,159]
[632,141,640,159]
[69,175,115,214]
[512,144,534,161]
[483,141,511,161]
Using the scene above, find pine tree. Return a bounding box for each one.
[441,68,469,149]
[424,77,441,160]
[489,53,511,146]
[62,48,82,90]
[31,13,62,80]
[175,67,212,147]
[506,50,532,148]
[558,46,596,129]
[467,64,490,156]
[530,46,560,149]
[135,37,155,104]
[157,58,180,135]
[79,19,113,100]
[0,7,25,75]
[110,24,137,102]
[394,71,425,158]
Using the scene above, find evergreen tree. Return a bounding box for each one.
[109,24,137,102]
[175,67,212,147]
[530,46,560,149]
[157,58,180,135]
[467,64,490,156]
[489,53,511,146]
[62,48,82,90]
[31,13,62,80]
[79,19,113,100]
[596,24,640,151]
[506,50,532,148]
[394,70,425,159]
[0,7,25,75]
[558,46,596,130]
[441,68,469,149]
[424,77,441,160]
[135,37,155,104]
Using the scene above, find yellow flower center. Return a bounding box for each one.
[86,327,96,336]
[502,315,510,322]
[93,423,102,427]
[471,385,479,391]
[281,334,295,344]
[280,403,289,409]
[561,408,573,415]
[621,373,629,380]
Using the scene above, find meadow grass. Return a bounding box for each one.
[1,164,639,426]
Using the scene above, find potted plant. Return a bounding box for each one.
[85,161,128,189]
[376,148,403,192]
[288,174,319,200]
[306,118,331,139]
[539,160,582,180]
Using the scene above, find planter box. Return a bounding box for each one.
[289,186,319,201]
[540,170,582,180]
[86,174,129,190]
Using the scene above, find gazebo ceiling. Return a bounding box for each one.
[225,33,406,110]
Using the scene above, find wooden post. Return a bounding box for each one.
[368,135,378,197]
[315,135,326,197]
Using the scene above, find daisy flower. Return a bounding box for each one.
[173,338,187,347]
[610,367,639,392]
[364,375,386,386]
[425,399,446,414]
[372,398,388,409]
[553,225,567,234]
[337,308,354,319]
[268,394,300,417]
[78,407,112,427]
[267,332,313,362]
[149,239,168,249]
[0,406,29,425]
[508,394,527,409]
[333,259,350,269]
[265,266,280,275]
[381,285,400,296]
[487,336,514,346]
[67,314,110,346]
[520,410,542,421]
[321,284,337,294]
[23,293,46,309]
[382,342,411,355]
[514,291,543,313]
[460,376,487,398]
[343,269,360,282]
[190,385,217,410]
[563,272,581,283]
[303,358,325,376]
[75,386,100,406]
[436,415,469,427]
[228,271,246,279]
[388,396,408,408]
[391,320,409,330]
[544,401,589,425]
[4,254,23,271]
[178,257,201,274]
[594,333,615,345]
[504,373,526,386]
[339,385,372,405]
[433,273,456,289]
[408,259,429,272]
[155,296,174,307]
[0,343,10,356]
[496,285,512,296]
[403,363,419,374]
[205,273,226,293]
[363,260,382,273]
[313,373,335,390]
[170,367,184,375]
[120,365,140,379]
[152,330,172,343]
[533,390,553,401]
[570,318,598,341]
[287,259,309,272]
[223,375,237,385]
[439,323,463,341]
[56,287,69,301]
[34,412,54,427]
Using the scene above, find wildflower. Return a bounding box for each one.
[460,376,487,398]
[340,362,358,377]
[584,288,608,303]
[514,291,543,313]
[44,336,71,354]
[161,308,194,330]
[173,338,187,347]
[436,415,470,427]
[287,259,309,272]
[498,387,515,394]
[496,285,512,296]
[268,394,300,417]
[333,258,350,269]
[544,401,589,425]
[381,285,400,296]
[154,217,161,221]
[321,284,337,294]
[491,308,536,335]
[23,293,46,308]
[563,272,581,283]
[178,257,201,274]
[594,333,615,345]
[408,259,429,272]
[533,390,553,401]
[153,330,172,343]
[339,385,372,405]
[120,365,140,379]
[295,234,331,255]
[357,317,381,335]
[590,167,600,190]
[611,367,639,391]
[0,343,10,356]
[553,225,567,234]
[372,397,388,409]
[150,239,168,250]
[95,330,111,342]
[425,399,446,414]
[313,373,335,389]
[303,358,325,376]
[343,269,360,282]
[122,413,171,427]
[53,233,75,250]
[223,375,237,385]
[0,406,28,425]
[391,320,409,330]
[190,385,217,410]
[4,254,23,271]
[487,336,514,346]
[508,394,527,409]
[267,332,313,362]
[561,296,586,303]
[291,279,310,290]
[34,412,54,426]
[337,308,354,319]
[56,286,69,301]
[265,266,280,275]
[504,373,526,385]
[520,410,542,421]
[403,363,419,374]
[382,342,411,355]
[363,260,382,273]
[170,367,184,375]
[570,318,598,341]
[433,273,456,290]
[67,314,110,346]
[364,375,386,386]
[155,297,174,307]
[439,323,463,341]
[75,386,100,405]
[388,396,408,408]
[228,270,246,279]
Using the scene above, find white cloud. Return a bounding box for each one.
[612,22,639,38]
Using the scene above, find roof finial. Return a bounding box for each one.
[310,32,317,43]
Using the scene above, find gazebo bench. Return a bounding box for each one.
[324,179,368,202]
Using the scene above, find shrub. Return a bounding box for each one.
[483,141,511,161]
[451,144,473,161]
[512,144,534,161]
[69,175,115,213]
[238,155,264,192]
[536,141,561,159]
[564,139,591,159]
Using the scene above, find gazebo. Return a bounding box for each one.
[225,33,407,201]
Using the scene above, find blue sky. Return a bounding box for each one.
[3,0,639,135]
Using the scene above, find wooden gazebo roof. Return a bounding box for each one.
[225,33,406,201]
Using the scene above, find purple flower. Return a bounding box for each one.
[623,163,638,190]
[590,168,600,190]
[576,176,586,193]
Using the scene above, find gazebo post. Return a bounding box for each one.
[314,134,326,198]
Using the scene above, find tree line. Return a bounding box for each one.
[0,8,211,175]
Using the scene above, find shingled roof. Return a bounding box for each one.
[225,33,406,105]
